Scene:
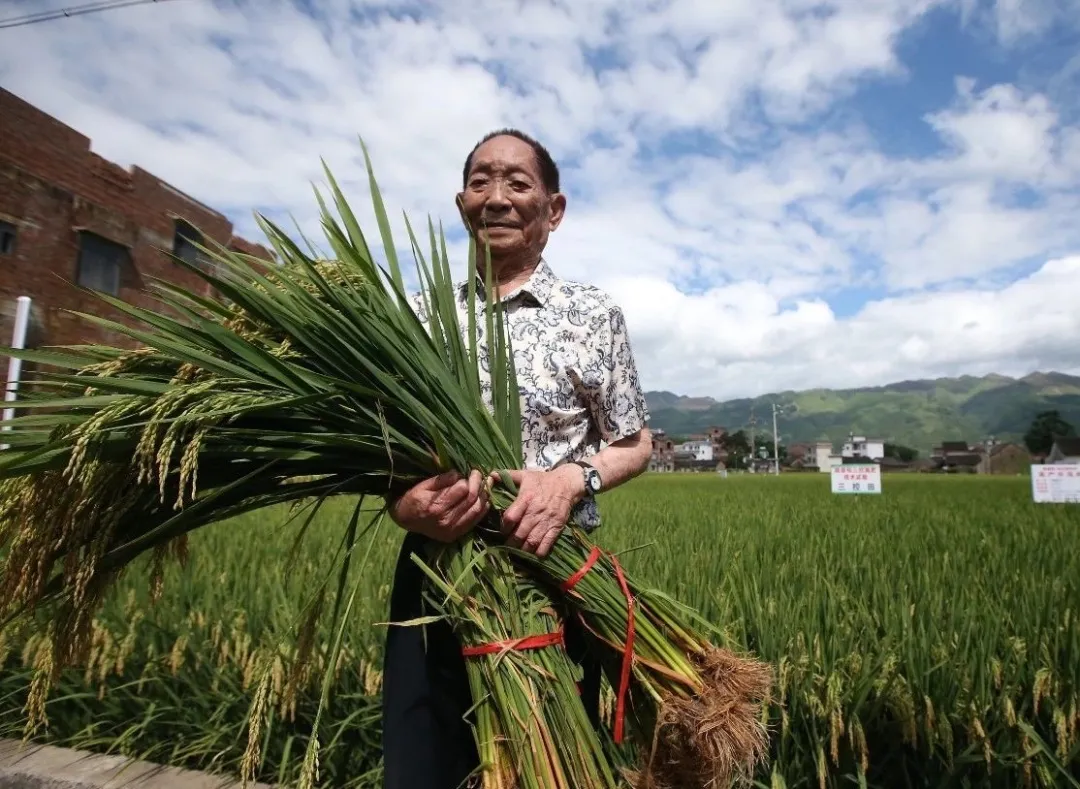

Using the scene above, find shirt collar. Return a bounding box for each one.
[459,258,558,308]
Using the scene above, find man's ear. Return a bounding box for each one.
[547,192,567,232]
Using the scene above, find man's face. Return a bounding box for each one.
[457,135,565,263]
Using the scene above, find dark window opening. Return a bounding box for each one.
[77,232,128,295]
[173,219,204,267]
[0,221,15,255]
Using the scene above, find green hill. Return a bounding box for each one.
[645,371,1080,453]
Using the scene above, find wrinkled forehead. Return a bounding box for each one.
[467,136,542,180]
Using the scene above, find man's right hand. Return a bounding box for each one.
[388,470,490,542]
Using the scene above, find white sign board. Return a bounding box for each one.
[1031,464,1080,504]
[831,464,882,495]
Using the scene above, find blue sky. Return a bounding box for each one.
[2,0,1079,398]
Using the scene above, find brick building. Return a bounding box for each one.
[649,430,675,472]
[0,87,271,354]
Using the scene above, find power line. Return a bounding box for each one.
[0,0,185,30]
[0,0,180,28]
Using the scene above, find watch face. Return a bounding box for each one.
[587,469,602,491]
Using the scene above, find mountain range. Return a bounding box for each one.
[644,371,1080,454]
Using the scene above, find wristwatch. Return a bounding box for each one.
[573,460,602,496]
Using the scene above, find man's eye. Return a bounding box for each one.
[511,181,530,190]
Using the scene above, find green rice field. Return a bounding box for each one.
[2,474,1078,788]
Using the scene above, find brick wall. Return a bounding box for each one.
[0,86,272,355]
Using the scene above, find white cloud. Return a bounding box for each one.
[1,0,1079,402]
[983,0,1080,43]
[609,256,1080,397]
[924,79,1059,183]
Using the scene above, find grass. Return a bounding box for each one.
[2,473,1078,788]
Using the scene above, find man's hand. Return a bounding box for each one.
[389,470,489,542]
[497,465,585,558]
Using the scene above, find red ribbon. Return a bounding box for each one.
[461,629,565,658]
[560,546,602,592]
[561,545,635,744]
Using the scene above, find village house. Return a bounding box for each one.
[648,430,675,472]
[1047,436,1080,465]
[812,440,842,472]
[0,87,272,354]
[808,434,884,472]
[675,430,724,472]
[930,441,983,473]
[673,446,709,471]
[877,455,915,472]
[678,437,713,462]
[929,439,1036,474]
[842,434,886,461]
[648,426,729,472]
[785,442,812,463]
[975,442,1032,475]
[778,442,818,472]
[706,427,729,466]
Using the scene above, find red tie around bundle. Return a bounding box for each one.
[560,545,602,592]
[461,629,565,658]
[560,545,635,744]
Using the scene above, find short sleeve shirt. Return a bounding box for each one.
[411,259,650,530]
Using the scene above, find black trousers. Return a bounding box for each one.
[382,532,601,789]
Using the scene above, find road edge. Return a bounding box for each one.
[0,739,273,789]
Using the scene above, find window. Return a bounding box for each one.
[173,219,203,266]
[77,232,128,295]
[0,221,15,255]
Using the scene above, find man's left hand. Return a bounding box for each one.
[495,466,585,557]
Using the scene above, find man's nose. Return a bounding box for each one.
[485,181,511,208]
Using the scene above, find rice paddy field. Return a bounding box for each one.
[1,473,1078,788]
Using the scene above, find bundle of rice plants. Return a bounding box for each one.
[0,143,771,787]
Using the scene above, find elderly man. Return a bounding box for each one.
[382,129,652,789]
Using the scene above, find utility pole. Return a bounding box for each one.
[769,402,797,476]
[772,402,780,476]
[984,434,997,475]
[747,408,758,472]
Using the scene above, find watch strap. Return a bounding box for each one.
[572,459,602,495]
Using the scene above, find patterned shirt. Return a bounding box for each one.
[412,259,650,530]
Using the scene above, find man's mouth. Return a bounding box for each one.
[482,221,517,229]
